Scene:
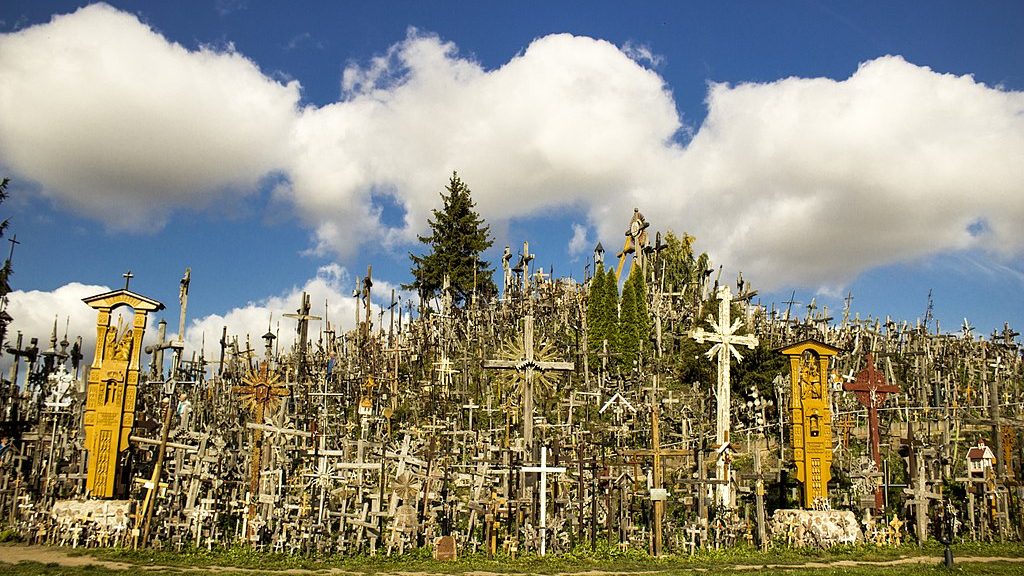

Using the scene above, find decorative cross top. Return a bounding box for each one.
[843,353,899,510]
[691,284,758,508]
[482,315,574,450]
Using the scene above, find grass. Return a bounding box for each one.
[0,540,1019,575]
[48,540,1024,574]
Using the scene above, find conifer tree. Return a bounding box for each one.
[586,262,608,369]
[600,264,620,370]
[618,270,639,370]
[406,172,496,307]
[0,178,11,296]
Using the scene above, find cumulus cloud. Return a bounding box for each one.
[2,282,135,374]
[567,223,591,258]
[283,30,682,258]
[672,56,1024,289]
[0,3,299,230]
[2,5,1023,294]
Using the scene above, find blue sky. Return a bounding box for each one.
[0,1,1022,359]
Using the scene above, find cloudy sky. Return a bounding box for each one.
[1,1,1022,363]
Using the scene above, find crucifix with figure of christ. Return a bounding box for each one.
[482,315,574,452]
[843,352,899,511]
[691,284,758,509]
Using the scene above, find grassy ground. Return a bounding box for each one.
[2,541,1023,575]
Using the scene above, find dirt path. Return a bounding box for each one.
[3,545,1024,574]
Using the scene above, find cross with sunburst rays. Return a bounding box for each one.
[482,315,574,451]
[233,361,290,497]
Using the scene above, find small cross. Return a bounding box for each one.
[122,270,134,290]
[6,234,19,262]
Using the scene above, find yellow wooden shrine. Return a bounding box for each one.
[780,339,841,508]
[82,288,163,498]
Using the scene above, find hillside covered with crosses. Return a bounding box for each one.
[0,176,1021,556]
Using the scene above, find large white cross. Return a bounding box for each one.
[692,284,758,508]
[522,446,566,556]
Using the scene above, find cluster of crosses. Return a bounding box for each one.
[0,210,1022,557]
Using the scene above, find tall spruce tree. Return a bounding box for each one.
[406,172,496,307]
[586,262,608,369]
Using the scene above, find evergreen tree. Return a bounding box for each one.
[617,270,637,370]
[600,264,620,371]
[586,262,608,369]
[405,172,496,307]
[0,178,11,296]
[617,266,651,371]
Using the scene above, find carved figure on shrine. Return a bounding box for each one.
[781,339,840,508]
[82,285,164,498]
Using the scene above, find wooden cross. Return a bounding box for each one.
[902,455,942,544]
[692,285,758,508]
[836,412,857,448]
[620,402,688,556]
[843,353,899,511]
[482,315,574,451]
[522,446,565,556]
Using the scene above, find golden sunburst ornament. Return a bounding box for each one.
[233,362,290,417]
[490,333,564,399]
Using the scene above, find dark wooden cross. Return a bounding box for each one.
[843,353,900,511]
[482,315,574,451]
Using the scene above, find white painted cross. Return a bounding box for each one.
[522,446,566,556]
[691,284,758,509]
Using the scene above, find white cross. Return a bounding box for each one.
[522,446,566,556]
[691,284,758,509]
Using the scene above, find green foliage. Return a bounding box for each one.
[585,262,608,368]
[585,264,620,373]
[616,265,651,371]
[405,172,496,307]
[0,177,11,296]
[35,540,1024,575]
[601,265,621,369]
[734,341,787,400]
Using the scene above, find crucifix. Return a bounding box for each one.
[843,353,900,511]
[482,315,574,452]
[692,285,758,509]
[232,361,290,537]
[522,446,566,556]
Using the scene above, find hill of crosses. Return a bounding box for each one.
[0,207,1021,558]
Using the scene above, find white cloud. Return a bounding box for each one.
[567,223,590,258]
[0,3,299,230]
[671,56,1024,289]
[3,282,125,374]
[283,30,682,259]
[622,41,665,68]
[2,6,1023,294]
